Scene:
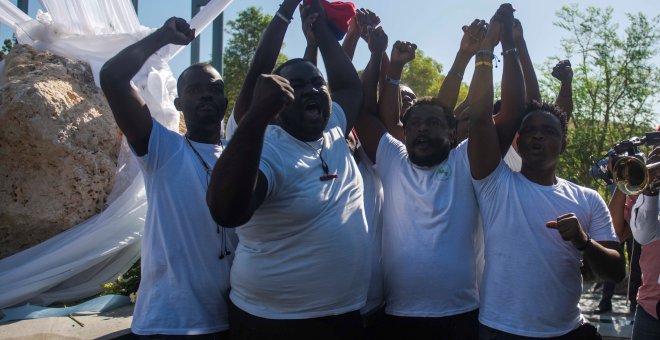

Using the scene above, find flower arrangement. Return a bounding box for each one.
[100,259,141,303]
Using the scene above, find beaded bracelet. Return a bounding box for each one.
[476,50,496,59]
[385,75,401,85]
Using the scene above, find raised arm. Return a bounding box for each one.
[354,27,388,163]
[232,0,300,124]
[512,19,541,104]
[100,17,194,156]
[552,60,574,121]
[467,11,501,180]
[341,9,379,61]
[207,75,294,227]
[301,4,319,65]
[310,0,362,133]
[493,8,525,156]
[437,19,486,111]
[379,41,416,142]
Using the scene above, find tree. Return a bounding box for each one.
[401,49,442,98]
[0,36,16,61]
[540,5,659,193]
[222,7,288,115]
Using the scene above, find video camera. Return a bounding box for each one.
[590,131,660,186]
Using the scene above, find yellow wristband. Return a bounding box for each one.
[476,61,493,68]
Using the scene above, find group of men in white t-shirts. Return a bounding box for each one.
[101,1,626,339]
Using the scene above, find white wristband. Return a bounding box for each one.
[276,11,291,24]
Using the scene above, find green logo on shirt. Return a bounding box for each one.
[436,166,451,180]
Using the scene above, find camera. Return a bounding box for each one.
[590,132,660,186]
[590,151,615,185]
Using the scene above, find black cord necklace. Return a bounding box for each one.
[185,135,231,260]
[304,136,338,181]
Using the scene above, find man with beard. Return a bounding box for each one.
[467,6,624,338]
[206,0,367,338]
[350,5,519,338]
[100,17,236,338]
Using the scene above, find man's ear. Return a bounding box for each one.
[450,127,458,148]
[174,97,182,111]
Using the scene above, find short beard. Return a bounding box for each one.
[408,148,450,167]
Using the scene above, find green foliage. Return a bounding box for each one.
[401,49,443,97]
[222,6,288,114]
[101,259,140,300]
[0,36,17,61]
[437,74,470,107]
[540,5,659,195]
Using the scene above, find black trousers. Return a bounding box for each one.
[383,309,479,340]
[478,323,601,340]
[114,331,229,340]
[599,237,642,310]
[228,301,363,340]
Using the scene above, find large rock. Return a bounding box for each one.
[0,44,121,259]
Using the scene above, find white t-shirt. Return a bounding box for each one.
[132,119,237,335]
[230,102,370,319]
[473,161,618,337]
[376,136,481,317]
[356,146,385,315]
[631,194,660,244]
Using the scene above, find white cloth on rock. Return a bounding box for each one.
[0,0,233,309]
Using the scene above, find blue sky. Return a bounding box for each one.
[1,0,659,120]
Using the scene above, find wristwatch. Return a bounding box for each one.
[576,233,592,251]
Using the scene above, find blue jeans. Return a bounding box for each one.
[633,306,660,340]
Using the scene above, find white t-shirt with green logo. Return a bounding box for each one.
[376,136,482,317]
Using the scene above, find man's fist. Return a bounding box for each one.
[552,60,573,83]
[352,8,380,42]
[309,0,327,27]
[390,40,417,66]
[493,3,515,33]
[161,17,195,46]
[367,26,388,55]
[460,19,487,55]
[546,213,590,250]
[249,74,295,120]
[299,4,319,46]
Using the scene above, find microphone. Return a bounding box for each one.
[218,250,231,260]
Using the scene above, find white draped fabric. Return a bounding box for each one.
[0,0,234,309]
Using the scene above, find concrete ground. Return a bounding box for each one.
[0,287,636,339]
[581,283,635,340]
[0,304,133,340]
